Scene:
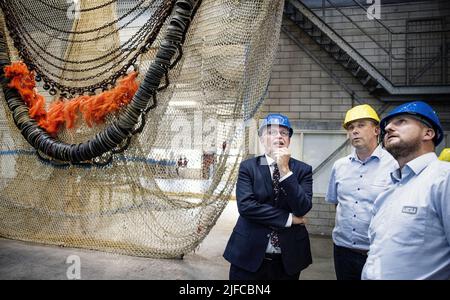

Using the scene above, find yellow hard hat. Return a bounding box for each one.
[438,148,450,162]
[343,104,380,129]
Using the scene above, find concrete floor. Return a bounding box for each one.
[0,202,335,280]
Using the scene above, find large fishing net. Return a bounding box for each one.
[0,0,284,257]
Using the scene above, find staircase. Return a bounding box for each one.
[283,0,450,101]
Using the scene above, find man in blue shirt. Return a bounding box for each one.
[326,104,397,280]
[362,101,450,280]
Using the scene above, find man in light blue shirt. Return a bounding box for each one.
[362,101,450,280]
[326,104,398,280]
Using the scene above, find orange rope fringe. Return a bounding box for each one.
[4,61,139,135]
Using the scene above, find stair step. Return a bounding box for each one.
[327,44,340,54]
[368,84,383,93]
[293,12,305,23]
[316,33,328,43]
[313,35,328,45]
[302,20,313,31]
[344,57,355,68]
[336,55,348,62]
[334,51,349,61]
[360,70,369,79]
[319,37,332,46]
[323,44,335,53]
[352,66,361,76]
[310,29,322,37]
[361,75,373,86]
[313,36,322,44]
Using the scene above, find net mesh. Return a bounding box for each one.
[0,0,284,258]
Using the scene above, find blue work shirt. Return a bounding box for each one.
[326,145,398,250]
[362,153,450,279]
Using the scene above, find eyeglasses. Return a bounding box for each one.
[265,128,290,137]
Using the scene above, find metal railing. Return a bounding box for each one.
[308,0,450,86]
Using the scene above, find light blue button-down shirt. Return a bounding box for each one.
[326,145,398,250]
[362,152,450,280]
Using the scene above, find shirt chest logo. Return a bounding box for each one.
[401,206,418,215]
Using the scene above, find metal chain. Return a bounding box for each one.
[33,0,119,13]
[4,2,156,43]
[9,9,159,64]
[1,0,176,95]
[9,0,148,35]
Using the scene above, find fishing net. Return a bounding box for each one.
[0,0,284,257]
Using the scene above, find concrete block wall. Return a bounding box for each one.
[311,0,450,86]
[261,18,383,122]
[309,197,336,237]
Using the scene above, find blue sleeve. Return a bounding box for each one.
[435,170,450,246]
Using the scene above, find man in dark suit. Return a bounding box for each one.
[223,113,313,280]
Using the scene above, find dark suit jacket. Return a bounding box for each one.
[223,155,313,275]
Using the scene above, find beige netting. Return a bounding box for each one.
[0,0,284,257]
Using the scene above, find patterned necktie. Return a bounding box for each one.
[269,162,281,249]
[272,163,280,201]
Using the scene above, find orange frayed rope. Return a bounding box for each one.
[4,61,139,135]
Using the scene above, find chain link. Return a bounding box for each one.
[0,0,176,96]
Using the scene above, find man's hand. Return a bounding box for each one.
[273,147,291,176]
[292,215,307,225]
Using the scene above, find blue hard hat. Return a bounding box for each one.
[380,101,443,146]
[258,113,293,137]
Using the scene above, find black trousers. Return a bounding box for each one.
[333,244,368,280]
[229,254,300,280]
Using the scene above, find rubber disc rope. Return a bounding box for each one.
[0,0,201,167]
